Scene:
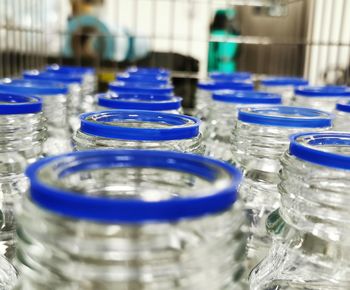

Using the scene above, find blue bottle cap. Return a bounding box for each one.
[209,71,252,81]
[126,67,170,77]
[295,86,350,97]
[213,90,282,104]
[238,106,333,128]
[79,110,200,141]
[0,92,42,114]
[26,149,242,223]
[46,64,95,75]
[116,73,169,85]
[0,79,69,95]
[97,93,182,111]
[197,80,254,91]
[289,132,350,171]
[336,100,350,113]
[261,76,308,87]
[23,70,83,84]
[109,81,173,95]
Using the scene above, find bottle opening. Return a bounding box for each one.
[290,132,350,170]
[238,106,333,128]
[26,149,241,222]
[79,110,200,141]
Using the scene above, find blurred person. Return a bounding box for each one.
[208,9,240,73]
[64,0,150,62]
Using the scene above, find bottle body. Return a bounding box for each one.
[73,130,204,154]
[230,106,333,289]
[260,85,294,105]
[15,150,242,290]
[334,110,349,131]
[204,101,238,162]
[250,147,350,290]
[291,95,346,113]
[41,93,71,155]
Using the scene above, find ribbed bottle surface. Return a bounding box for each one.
[15,150,242,290]
[250,132,350,290]
[230,106,333,290]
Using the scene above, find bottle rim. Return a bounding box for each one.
[116,73,169,85]
[209,71,252,81]
[295,85,350,97]
[289,132,350,171]
[197,80,254,91]
[237,106,333,128]
[212,90,282,104]
[109,81,174,95]
[25,149,242,223]
[23,70,83,85]
[0,78,69,95]
[79,110,200,141]
[260,76,308,87]
[126,66,170,77]
[0,92,42,114]
[46,64,95,75]
[336,100,350,113]
[97,93,182,111]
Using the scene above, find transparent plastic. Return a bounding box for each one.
[40,93,71,156]
[73,111,204,154]
[260,85,294,105]
[230,107,332,289]
[15,150,241,290]
[204,91,281,162]
[250,134,350,290]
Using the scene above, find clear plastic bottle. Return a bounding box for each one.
[333,100,350,131]
[96,92,183,114]
[250,132,350,290]
[23,70,84,132]
[209,72,252,82]
[195,80,254,129]
[15,149,242,290]
[230,106,333,289]
[73,110,204,154]
[292,85,350,112]
[45,65,97,117]
[0,79,71,156]
[204,90,282,162]
[260,77,308,105]
[0,92,46,290]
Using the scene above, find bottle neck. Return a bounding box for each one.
[279,151,350,244]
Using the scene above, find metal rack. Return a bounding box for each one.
[0,0,349,85]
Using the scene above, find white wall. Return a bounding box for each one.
[304,0,350,84]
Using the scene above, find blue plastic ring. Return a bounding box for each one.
[23,70,83,84]
[213,90,282,104]
[0,93,42,114]
[197,80,254,91]
[295,86,350,97]
[209,72,252,81]
[238,106,333,128]
[336,101,350,113]
[0,79,69,95]
[79,110,200,141]
[109,81,173,95]
[26,149,242,223]
[289,132,350,171]
[261,77,308,87]
[97,93,182,111]
[116,74,169,85]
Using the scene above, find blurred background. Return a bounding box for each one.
[0,0,349,108]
